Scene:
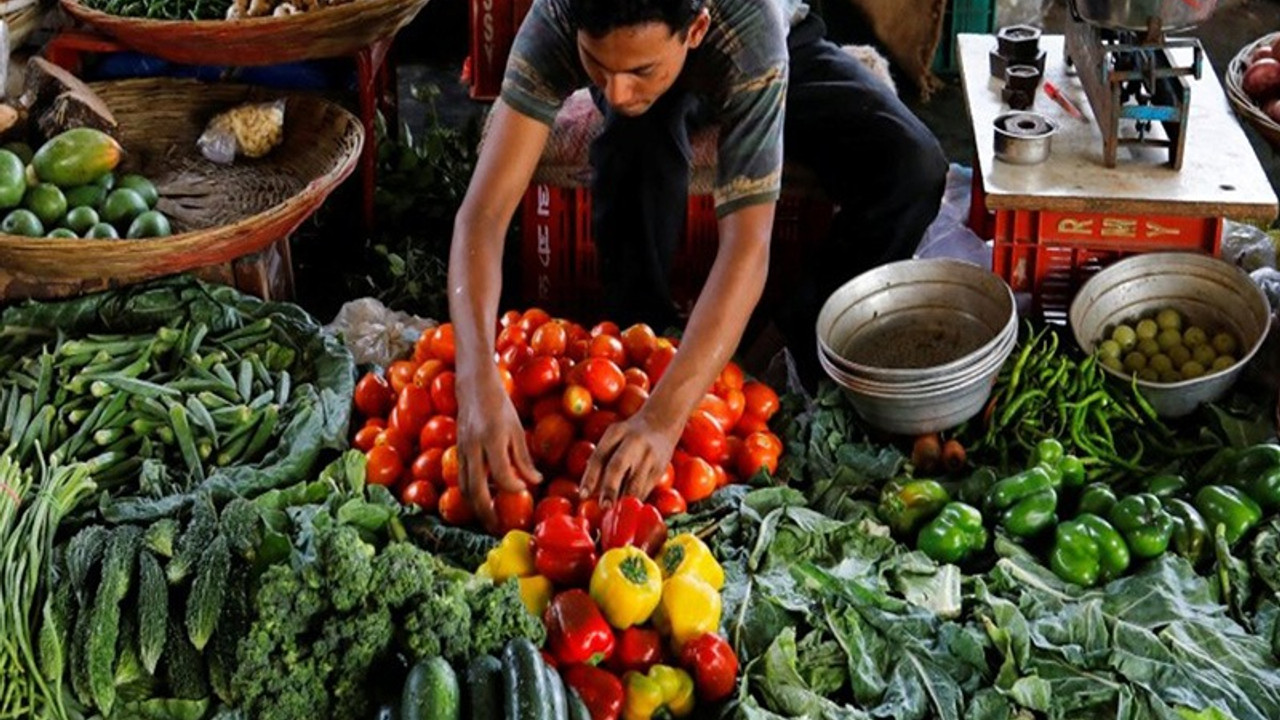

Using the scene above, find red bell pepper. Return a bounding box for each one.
[533,513,597,587]
[599,496,668,557]
[545,589,616,666]
[678,632,739,702]
[562,664,624,720]
[606,626,664,676]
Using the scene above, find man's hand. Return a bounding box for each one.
[579,406,680,505]
[455,370,543,532]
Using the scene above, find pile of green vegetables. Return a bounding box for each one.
[78,0,231,21]
[0,277,353,522]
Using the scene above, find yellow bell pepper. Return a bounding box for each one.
[589,546,663,629]
[657,534,724,591]
[485,530,536,582]
[474,560,493,580]
[651,574,721,652]
[622,665,695,720]
[517,575,554,617]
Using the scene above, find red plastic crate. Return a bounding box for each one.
[467,0,531,100]
[519,184,832,318]
[990,207,1223,322]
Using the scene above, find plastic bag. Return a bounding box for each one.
[197,99,286,164]
[1222,220,1278,272]
[915,164,992,268]
[326,297,437,367]
[1247,268,1280,393]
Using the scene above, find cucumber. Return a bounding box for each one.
[545,663,569,720]
[402,657,460,720]
[566,686,591,720]
[502,638,552,720]
[466,655,503,720]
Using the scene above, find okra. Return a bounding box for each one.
[197,438,214,462]
[215,414,259,467]
[184,397,217,437]
[93,427,128,447]
[241,404,279,463]
[33,350,53,409]
[90,375,182,400]
[248,390,275,411]
[216,318,272,345]
[18,404,56,458]
[183,323,209,358]
[169,403,204,483]
[211,362,236,389]
[236,359,254,403]
[275,371,291,407]
[210,405,252,431]
[9,393,34,449]
[196,390,233,411]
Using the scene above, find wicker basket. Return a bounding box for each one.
[1225,31,1280,152]
[4,0,46,48]
[0,77,362,284]
[59,0,431,67]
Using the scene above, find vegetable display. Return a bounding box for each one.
[351,309,785,534]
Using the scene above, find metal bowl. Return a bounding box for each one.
[993,112,1057,166]
[816,258,1017,383]
[819,345,1012,435]
[819,325,1016,394]
[1072,0,1218,31]
[1068,252,1271,418]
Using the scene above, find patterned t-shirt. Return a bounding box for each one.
[501,0,807,216]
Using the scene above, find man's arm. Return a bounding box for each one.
[581,201,776,503]
[449,99,553,530]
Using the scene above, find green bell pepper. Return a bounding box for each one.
[1248,464,1280,511]
[1051,513,1131,587]
[959,467,998,507]
[1164,498,1210,567]
[1193,485,1262,546]
[1108,493,1174,559]
[1230,444,1280,485]
[916,502,987,564]
[986,466,1057,538]
[1076,483,1118,518]
[1058,454,1086,488]
[878,479,950,536]
[1031,438,1065,468]
[1143,474,1188,500]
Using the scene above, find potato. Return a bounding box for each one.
[1243,57,1280,102]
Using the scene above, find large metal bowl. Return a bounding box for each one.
[819,348,1011,435]
[820,325,1016,395]
[1068,252,1271,418]
[816,258,1017,383]
[1073,0,1219,31]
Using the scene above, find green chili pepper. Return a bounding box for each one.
[1076,482,1118,518]
[1143,474,1188,500]
[878,479,950,537]
[1193,485,1261,547]
[1164,498,1210,567]
[1108,493,1174,559]
[916,502,987,564]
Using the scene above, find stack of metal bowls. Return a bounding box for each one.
[1068,252,1271,419]
[816,258,1018,435]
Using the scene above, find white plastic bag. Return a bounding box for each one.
[915,164,992,268]
[197,99,286,164]
[325,298,437,367]
[1221,220,1278,272]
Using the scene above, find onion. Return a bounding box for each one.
[1251,45,1275,65]
[1242,58,1280,102]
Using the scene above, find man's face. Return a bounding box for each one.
[577,10,710,117]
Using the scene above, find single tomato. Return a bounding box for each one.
[429,372,458,417]
[713,361,745,394]
[515,355,562,399]
[680,410,729,464]
[352,425,381,453]
[438,486,475,526]
[588,334,627,366]
[546,477,580,501]
[419,415,458,450]
[496,324,527,352]
[429,323,456,365]
[411,447,445,485]
[366,445,403,487]
[354,372,394,419]
[495,489,535,533]
[395,384,433,437]
[649,487,687,517]
[581,410,620,444]
[531,413,575,467]
[562,384,594,419]
[579,357,626,405]
[565,440,596,479]
[621,323,658,365]
[742,381,780,421]
[387,360,418,396]
[401,480,439,511]
[374,426,414,460]
[519,308,552,335]
[615,384,649,419]
[645,343,677,385]
[577,497,604,533]
[590,320,621,337]
[412,359,446,390]
[696,393,734,433]
[674,455,717,503]
[654,463,676,493]
[441,445,461,487]
[531,320,569,357]
[623,367,651,391]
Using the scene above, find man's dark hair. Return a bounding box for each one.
[569,0,705,38]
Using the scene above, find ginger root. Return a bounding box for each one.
[208,101,286,158]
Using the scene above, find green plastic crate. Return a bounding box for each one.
[932,0,996,74]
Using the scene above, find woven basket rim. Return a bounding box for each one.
[0,77,363,264]
[60,0,417,29]
[1225,31,1280,140]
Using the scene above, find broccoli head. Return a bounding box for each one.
[370,540,437,610]
[317,524,375,612]
[468,578,546,657]
[402,579,473,664]
[253,564,328,640]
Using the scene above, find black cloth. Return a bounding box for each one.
[588,13,948,379]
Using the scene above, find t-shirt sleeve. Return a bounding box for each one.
[500,0,584,126]
[713,12,788,217]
